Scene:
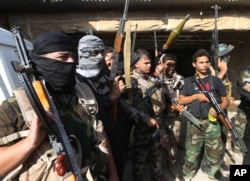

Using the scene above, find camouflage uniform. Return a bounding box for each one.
[0,91,104,180]
[180,75,226,180]
[235,65,250,164]
[161,72,185,150]
[127,71,166,181]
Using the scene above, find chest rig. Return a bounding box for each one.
[132,72,166,116]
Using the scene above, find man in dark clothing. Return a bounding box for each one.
[126,48,168,181]
[236,65,250,164]
[76,34,126,180]
[0,32,118,180]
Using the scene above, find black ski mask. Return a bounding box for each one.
[31,32,76,93]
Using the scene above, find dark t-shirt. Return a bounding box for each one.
[180,75,226,119]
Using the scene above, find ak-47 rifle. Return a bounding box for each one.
[110,0,130,81]
[195,76,248,156]
[108,0,130,122]
[171,99,204,131]
[131,24,138,53]
[210,4,220,75]
[11,26,82,181]
[145,81,204,130]
[154,29,158,57]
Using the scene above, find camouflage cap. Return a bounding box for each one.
[218,43,234,57]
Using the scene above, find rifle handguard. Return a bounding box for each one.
[32,80,50,110]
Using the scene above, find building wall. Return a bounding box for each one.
[3,11,250,99]
[228,33,250,99]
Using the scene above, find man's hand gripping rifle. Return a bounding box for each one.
[109,0,130,82]
[171,99,204,131]
[11,26,83,181]
[144,81,175,161]
[195,76,248,156]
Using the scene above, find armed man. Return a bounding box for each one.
[123,48,168,181]
[76,34,126,180]
[0,31,118,180]
[236,65,250,164]
[178,49,229,181]
[210,43,234,96]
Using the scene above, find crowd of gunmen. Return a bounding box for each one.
[0,31,249,181]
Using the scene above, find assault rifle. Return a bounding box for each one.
[145,80,204,130]
[195,76,248,156]
[154,29,158,57]
[110,0,130,81]
[108,0,130,122]
[210,4,220,75]
[11,26,83,181]
[171,99,204,131]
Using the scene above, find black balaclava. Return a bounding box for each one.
[31,32,76,93]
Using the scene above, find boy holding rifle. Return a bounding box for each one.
[178,49,229,181]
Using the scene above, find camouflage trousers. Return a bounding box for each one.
[163,115,182,161]
[183,119,224,180]
[163,115,182,142]
[235,106,250,164]
[132,127,164,181]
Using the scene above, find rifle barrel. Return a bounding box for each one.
[195,77,248,155]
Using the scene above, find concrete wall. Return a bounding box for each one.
[3,11,250,99]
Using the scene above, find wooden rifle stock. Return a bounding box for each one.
[114,33,123,54]
[108,0,130,122]
[217,114,233,130]
[32,80,50,110]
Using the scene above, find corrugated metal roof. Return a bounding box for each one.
[0,0,249,52]
[1,0,250,12]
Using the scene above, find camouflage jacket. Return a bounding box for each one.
[0,91,99,180]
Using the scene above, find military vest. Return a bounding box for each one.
[131,71,166,116]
